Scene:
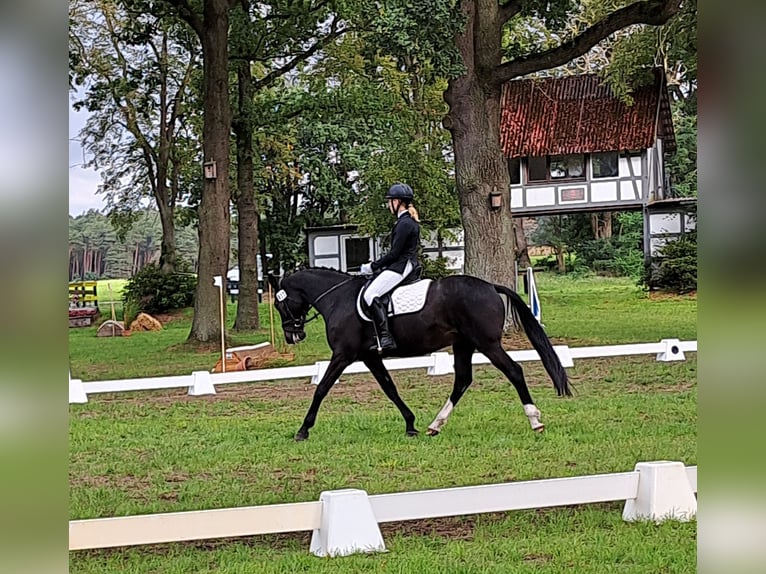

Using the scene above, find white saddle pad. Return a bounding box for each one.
[357,279,433,322]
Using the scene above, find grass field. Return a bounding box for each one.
[69,273,697,573]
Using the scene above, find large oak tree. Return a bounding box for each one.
[445,0,682,286]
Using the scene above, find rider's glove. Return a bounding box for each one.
[360,263,373,275]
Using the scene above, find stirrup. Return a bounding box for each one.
[375,335,397,353]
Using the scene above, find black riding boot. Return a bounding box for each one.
[369,297,396,353]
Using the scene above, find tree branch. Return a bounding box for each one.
[164,0,203,36]
[495,0,681,84]
[498,0,523,26]
[251,17,343,91]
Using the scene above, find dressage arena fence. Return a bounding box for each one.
[69,461,698,556]
[69,338,697,403]
[70,341,698,556]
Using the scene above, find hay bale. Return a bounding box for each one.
[129,312,163,332]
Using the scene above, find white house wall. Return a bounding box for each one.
[510,151,650,216]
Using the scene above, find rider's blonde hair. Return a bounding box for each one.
[407,204,420,222]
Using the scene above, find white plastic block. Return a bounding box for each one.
[656,338,685,362]
[188,371,216,396]
[69,374,88,404]
[311,361,330,385]
[553,345,574,368]
[310,489,386,557]
[427,352,454,376]
[623,461,697,522]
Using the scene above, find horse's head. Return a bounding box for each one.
[269,274,310,345]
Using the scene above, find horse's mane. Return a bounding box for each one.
[284,266,365,281]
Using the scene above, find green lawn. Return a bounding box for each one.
[69,273,697,573]
[69,273,696,381]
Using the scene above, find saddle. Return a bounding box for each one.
[356,265,431,322]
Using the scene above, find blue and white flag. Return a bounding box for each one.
[527,267,542,325]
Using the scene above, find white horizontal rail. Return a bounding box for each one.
[212,365,318,386]
[369,471,640,523]
[70,339,697,403]
[69,465,697,551]
[69,501,322,551]
[84,375,193,394]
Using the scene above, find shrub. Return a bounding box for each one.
[122,263,197,317]
[421,256,454,280]
[649,232,697,293]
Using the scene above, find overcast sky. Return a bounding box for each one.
[68,102,105,216]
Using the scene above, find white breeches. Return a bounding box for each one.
[363,260,413,306]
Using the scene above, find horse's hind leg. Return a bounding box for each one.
[427,337,475,436]
[482,344,544,432]
[363,354,418,436]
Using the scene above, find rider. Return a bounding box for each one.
[360,183,421,353]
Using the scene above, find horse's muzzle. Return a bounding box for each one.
[285,330,306,344]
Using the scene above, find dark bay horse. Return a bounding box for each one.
[269,268,571,441]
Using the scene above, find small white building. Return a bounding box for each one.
[306,225,464,273]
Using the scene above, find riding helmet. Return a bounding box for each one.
[385,183,414,201]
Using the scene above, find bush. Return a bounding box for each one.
[420,256,454,280]
[122,263,197,318]
[648,233,697,293]
[575,236,644,279]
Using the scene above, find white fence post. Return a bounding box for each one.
[69,373,88,404]
[188,371,216,396]
[310,489,386,557]
[427,352,454,376]
[622,461,697,522]
[553,345,574,368]
[311,361,330,385]
[656,338,685,362]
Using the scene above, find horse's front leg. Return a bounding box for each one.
[427,338,475,436]
[295,353,352,441]
[363,353,418,436]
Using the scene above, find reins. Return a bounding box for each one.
[289,276,358,327]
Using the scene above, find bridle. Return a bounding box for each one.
[276,276,357,332]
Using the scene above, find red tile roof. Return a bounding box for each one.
[500,71,675,158]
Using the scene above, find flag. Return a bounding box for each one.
[527,267,542,324]
[213,275,223,288]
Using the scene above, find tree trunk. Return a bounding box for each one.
[445,1,515,290]
[233,60,260,331]
[555,246,566,273]
[157,198,177,274]
[513,219,531,270]
[188,0,232,343]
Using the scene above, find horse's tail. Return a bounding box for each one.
[494,284,572,397]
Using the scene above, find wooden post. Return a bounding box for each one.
[108,283,117,337]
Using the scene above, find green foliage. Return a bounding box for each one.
[122,263,197,316]
[573,212,644,279]
[420,255,454,280]
[649,232,697,293]
[666,107,697,197]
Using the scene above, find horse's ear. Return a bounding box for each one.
[267,274,280,292]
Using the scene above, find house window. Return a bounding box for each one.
[527,156,548,182]
[592,152,619,178]
[550,154,584,179]
[343,237,371,272]
[527,154,585,183]
[508,157,521,185]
